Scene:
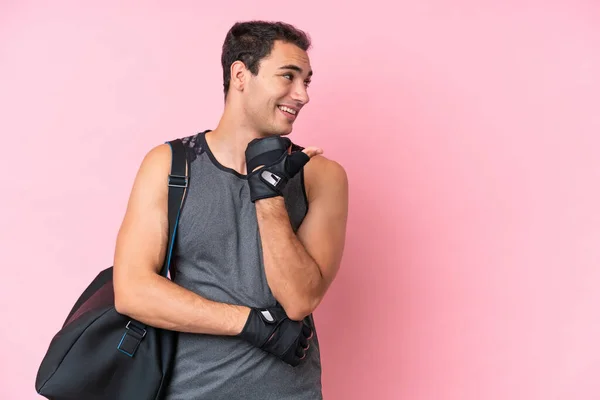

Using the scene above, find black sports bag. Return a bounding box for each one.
[35,139,189,400]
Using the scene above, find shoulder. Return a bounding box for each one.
[140,143,172,170]
[137,130,207,174]
[303,154,348,202]
[128,144,173,192]
[140,143,171,167]
[140,130,209,170]
[181,131,207,162]
[304,154,347,181]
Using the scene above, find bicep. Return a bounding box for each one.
[296,158,349,289]
[113,144,172,291]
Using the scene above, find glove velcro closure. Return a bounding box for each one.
[245,136,291,172]
[240,308,285,348]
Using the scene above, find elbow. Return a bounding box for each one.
[114,286,133,316]
[113,273,141,317]
[286,309,310,322]
[114,293,129,316]
[283,296,321,321]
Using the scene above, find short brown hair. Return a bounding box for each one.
[221,21,311,99]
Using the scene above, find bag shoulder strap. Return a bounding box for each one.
[120,139,189,353]
[162,139,188,278]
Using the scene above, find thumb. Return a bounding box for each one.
[285,151,311,177]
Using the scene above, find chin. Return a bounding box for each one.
[266,126,292,137]
[279,124,294,136]
[259,119,293,137]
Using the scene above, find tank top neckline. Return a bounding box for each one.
[199,130,248,180]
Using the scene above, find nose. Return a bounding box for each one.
[292,81,310,105]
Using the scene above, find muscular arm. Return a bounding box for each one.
[113,144,250,335]
[256,155,349,320]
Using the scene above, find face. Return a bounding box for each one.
[241,40,312,136]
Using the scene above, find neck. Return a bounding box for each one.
[206,101,266,176]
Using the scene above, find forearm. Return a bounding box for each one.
[114,272,250,335]
[255,197,324,319]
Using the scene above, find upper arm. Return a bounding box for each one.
[296,155,349,296]
[113,144,173,301]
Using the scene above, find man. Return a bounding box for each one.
[113,20,348,399]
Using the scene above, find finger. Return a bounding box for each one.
[300,334,311,351]
[302,324,313,340]
[296,345,307,359]
[298,334,308,349]
[302,147,323,159]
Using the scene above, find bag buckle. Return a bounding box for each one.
[126,321,147,338]
[168,174,188,188]
[118,321,147,357]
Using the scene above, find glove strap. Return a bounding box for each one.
[245,136,291,172]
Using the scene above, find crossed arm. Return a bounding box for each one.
[256,156,348,320]
[113,144,347,335]
[113,144,250,335]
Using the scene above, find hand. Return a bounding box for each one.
[238,306,313,367]
[245,136,323,202]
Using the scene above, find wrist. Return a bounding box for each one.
[229,305,251,336]
[255,196,285,210]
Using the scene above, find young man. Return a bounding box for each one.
[113,21,348,399]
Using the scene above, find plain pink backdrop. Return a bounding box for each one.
[1,1,600,399]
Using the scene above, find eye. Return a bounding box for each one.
[282,73,293,80]
[304,80,311,88]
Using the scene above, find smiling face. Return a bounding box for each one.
[241,40,313,136]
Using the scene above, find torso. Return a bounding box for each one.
[164,130,323,400]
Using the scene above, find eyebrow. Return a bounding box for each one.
[279,64,313,77]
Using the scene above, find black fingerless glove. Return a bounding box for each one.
[245,136,310,202]
[238,306,313,367]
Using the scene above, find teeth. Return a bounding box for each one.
[278,106,297,115]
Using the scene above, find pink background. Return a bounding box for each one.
[1,1,600,399]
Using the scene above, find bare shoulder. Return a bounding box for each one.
[139,143,172,174]
[122,142,173,225]
[303,154,348,202]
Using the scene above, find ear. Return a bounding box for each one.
[230,60,248,92]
